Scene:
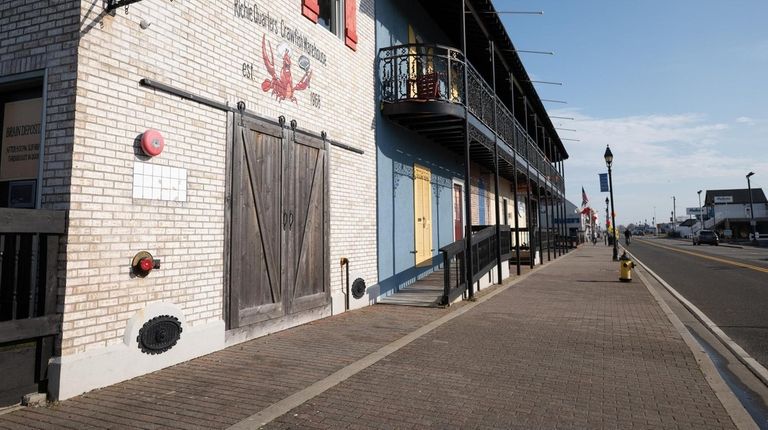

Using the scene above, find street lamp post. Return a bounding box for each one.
[747,172,757,242]
[697,190,703,234]
[604,146,618,261]
[605,197,610,246]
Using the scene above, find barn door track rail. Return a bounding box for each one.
[138,78,364,155]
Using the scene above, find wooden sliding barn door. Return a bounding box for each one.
[231,121,285,327]
[284,132,329,314]
[229,117,329,330]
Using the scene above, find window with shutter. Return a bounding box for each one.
[302,0,319,22]
[344,0,358,50]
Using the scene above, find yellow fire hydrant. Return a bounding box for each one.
[619,252,635,282]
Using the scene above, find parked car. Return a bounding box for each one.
[693,230,719,246]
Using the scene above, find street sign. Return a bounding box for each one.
[686,207,703,215]
[599,173,609,192]
[714,196,733,204]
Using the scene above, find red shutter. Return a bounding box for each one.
[345,0,358,51]
[303,0,319,22]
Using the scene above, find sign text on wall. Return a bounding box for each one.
[1,98,42,181]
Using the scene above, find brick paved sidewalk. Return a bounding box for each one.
[0,246,738,429]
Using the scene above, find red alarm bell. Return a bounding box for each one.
[132,251,160,278]
[140,129,165,157]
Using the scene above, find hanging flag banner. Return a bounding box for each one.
[599,173,609,192]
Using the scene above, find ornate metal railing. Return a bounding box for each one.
[466,64,496,129]
[379,43,466,105]
[379,44,563,191]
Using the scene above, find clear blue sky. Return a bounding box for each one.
[501,0,768,226]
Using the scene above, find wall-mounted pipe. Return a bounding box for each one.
[340,257,350,311]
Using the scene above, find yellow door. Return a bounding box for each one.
[413,164,433,266]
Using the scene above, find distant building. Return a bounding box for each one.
[703,189,767,239]
[677,219,700,239]
[549,199,587,243]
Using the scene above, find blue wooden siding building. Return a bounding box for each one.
[374,0,571,302]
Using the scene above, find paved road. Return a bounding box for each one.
[630,237,768,370]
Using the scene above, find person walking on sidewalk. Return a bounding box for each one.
[624,228,632,246]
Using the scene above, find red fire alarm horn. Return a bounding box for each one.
[141,129,165,157]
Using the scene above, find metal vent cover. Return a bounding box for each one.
[137,315,182,354]
[351,278,366,299]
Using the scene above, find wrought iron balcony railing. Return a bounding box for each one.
[379,43,563,190]
[379,44,466,105]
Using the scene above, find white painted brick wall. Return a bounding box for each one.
[53,0,378,355]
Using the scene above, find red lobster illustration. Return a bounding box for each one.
[261,34,312,104]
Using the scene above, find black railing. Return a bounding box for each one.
[439,238,466,306]
[0,208,64,401]
[379,43,466,105]
[440,225,511,305]
[379,44,564,191]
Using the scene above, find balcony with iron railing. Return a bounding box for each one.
[379,43,563,191]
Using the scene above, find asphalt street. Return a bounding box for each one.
[629,237,768,370]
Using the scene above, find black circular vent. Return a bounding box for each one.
[137,315,182,354]
[351,278,366,299]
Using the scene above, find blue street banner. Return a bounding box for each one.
[599,173,609,192]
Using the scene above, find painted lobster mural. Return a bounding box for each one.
[261,34,312,104]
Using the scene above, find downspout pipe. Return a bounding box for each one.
[340,258,350,311]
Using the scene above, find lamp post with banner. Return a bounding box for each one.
[604,146,618,261]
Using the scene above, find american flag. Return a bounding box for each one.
[581,187,589,207]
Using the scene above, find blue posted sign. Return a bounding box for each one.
[599,173,609,192]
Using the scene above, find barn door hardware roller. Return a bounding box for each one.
[105,0,144,12]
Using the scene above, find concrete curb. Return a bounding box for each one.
[626,248,759,430]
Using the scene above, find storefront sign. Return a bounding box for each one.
[235,0,327,107]
[714,196,733,204]
[1,98,42,181]
[233,0,328,66]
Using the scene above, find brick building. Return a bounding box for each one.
[1,0,377,403]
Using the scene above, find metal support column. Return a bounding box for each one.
[535,122,544,265]
[561,160,568,253]
[461,0,474,297]
[490,40,502,284]
[544,137,552,262]
[524,98,533,268]
[511,76,521,276]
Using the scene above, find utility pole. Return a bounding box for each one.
[672,196,677,232]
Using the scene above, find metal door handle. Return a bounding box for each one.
[288,212,294,230]
[283,212,288,230]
